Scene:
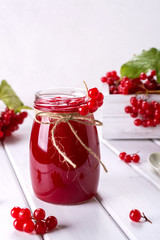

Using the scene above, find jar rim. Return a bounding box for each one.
[34,87,88,112]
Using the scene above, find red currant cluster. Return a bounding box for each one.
[129,209,152,223]
[125,97,160,127]
[119,152,140,163]
[11,207,58,234]
[78,87,104,116]
[101,70,160,94]
[0,108,28,140]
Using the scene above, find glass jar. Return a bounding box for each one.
[29,88,100,204]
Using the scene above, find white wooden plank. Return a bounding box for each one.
[3,112,127,240]
[102,117,160,139]
[0,142,41,240]
[101,138,160,191]
[103,94,160,117]
[97,141,160,240]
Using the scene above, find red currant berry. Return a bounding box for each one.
[34,208,46,221]
[138,108,145,115]
[110,70,117,77]
[13,218,24,231]
[35,221,47,234]
[134,119,142,126]
[23,220,35,233]
[98,101,103,107]
[154,110,160,119]
[130,112,138,118]
[122,87,129,95]
[142,101,149,110]
[124,106,132,114]
[89,106,98,113]
[0,130,4,138]
[109,86,116,93]
[88,88,99,99]
[11,207,21,218]
[137,99,143,107]
[3,112,11,120]
[124,155,132,163]
[129,209,141,222]
[147,75,155,82]
[46,216,58,230]
[133,77,141,84]
[150,70,156,77]
[154,102,160,110]
[119,152,126,160]
[147,82,157,90]
[142,120,148,127]
[113,89,119,94]
[87,99,98,110]
[106,72,112,78]
[17,115,24,124]
[96,92,104,103]
[107,78,114,85]
[146,119,153,127]
[114,75,120,80]
[150,101,156,106]
[21,111,28,118]
[130,97,137,106]
[117,85,123,93]
[140,72,147,80]
[8,109,15,116]
[122,76,129,81]
[78,105,89,116]
[101,76,107,82]
[3,118,10,125]
[145,109,153,116]
[124,80,132,88]
[19,208,31,220]
[132,154,140,163]
[10,124,19,132]
[153,118,160,126]
[132,106,138,113]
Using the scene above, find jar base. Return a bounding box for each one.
[34,192,96,205]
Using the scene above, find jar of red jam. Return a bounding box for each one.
[29,88,101,204]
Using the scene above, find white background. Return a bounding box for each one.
[0,0,159,106]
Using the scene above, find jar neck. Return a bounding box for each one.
[34,88,88,113]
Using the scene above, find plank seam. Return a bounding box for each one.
[94,196,137,240]
[100,137,160,192]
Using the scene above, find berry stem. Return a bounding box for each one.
[83,81,89,98]
[136,90,160,95]
[131,151,139,155]
[141,212,152,224]
[115,78,121,86]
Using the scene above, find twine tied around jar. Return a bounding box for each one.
[35,111,108,172]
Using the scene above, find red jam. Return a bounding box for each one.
[29,89,100,204]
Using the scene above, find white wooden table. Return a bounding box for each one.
[1,110,160,240]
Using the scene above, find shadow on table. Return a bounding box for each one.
[95,193,104,202]
[56,224,68,231]
[2,134,28,145]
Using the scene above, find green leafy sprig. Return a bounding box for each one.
[120,48,160,82]
[0,80,32,112]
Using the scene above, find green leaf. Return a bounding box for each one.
[120,48,160,82]
[0,80,32,112]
